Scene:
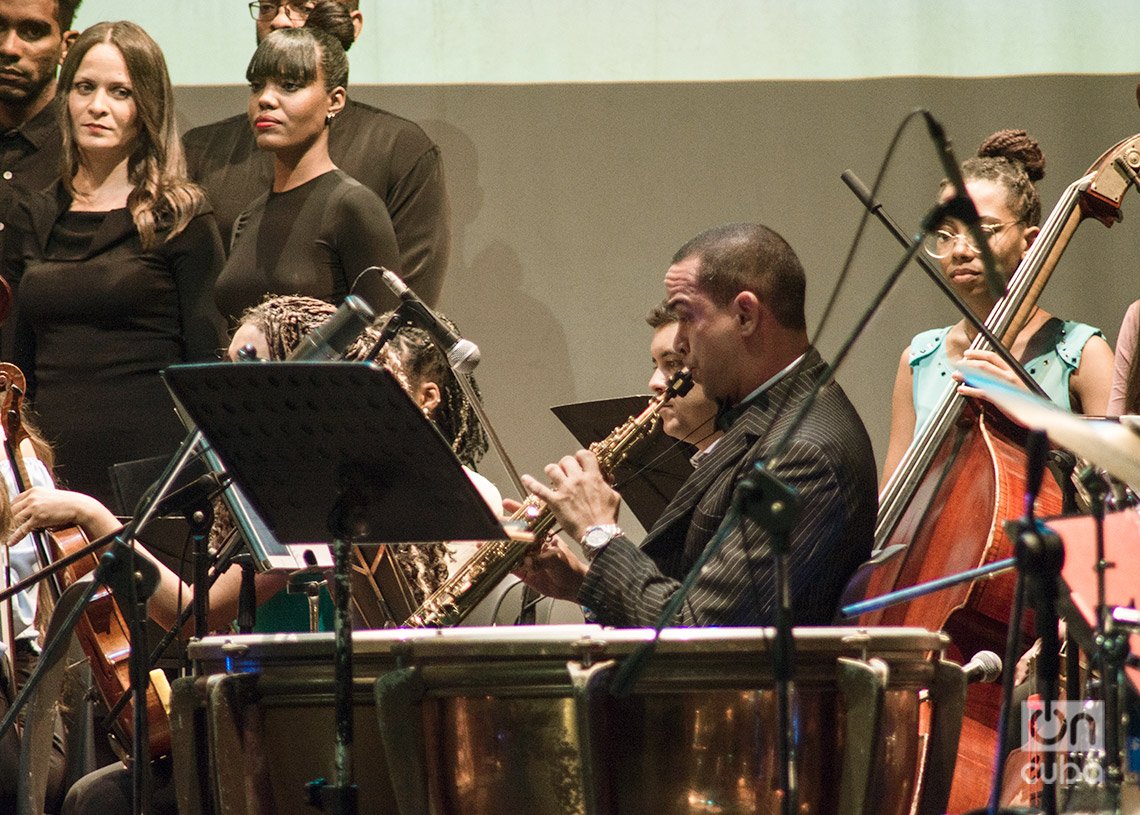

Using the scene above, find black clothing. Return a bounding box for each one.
[0,100,66,357]
[0,100,63,208]
[11,184,226,504]
[214,169,400,322]
[183,98,450,307]
[580,348,878,627]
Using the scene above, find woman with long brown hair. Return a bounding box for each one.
[8,21,225,506]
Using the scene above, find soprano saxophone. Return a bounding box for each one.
[404,370,694,627]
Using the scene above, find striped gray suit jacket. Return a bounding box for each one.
[578,347,877,627]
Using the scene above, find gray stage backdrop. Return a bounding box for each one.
[176,75,1140,538]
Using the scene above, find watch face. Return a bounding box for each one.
[584,525,620,549]
[585,529,609,547]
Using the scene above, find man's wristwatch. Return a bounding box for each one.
[581,524,623,560]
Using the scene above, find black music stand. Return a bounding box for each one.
[163,361,506,815]
[551,395,694,529]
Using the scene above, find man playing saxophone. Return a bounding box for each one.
[515,222,878,627]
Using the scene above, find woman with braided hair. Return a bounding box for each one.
[880,128,1114,483]
[228,294,497,610]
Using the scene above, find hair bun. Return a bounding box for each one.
[976,129,1045,182]
[305,0,355,51]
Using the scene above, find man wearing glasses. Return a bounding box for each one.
[182,0,450,308]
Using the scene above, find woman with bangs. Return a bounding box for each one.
[213,3,400,325]
[8,21,225,506]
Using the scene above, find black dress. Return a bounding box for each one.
[214,168,401,323]
[11,185,226,505]
[183,98,450,307]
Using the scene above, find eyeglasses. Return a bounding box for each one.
[248,1,313,22]
[922,221,1019,259]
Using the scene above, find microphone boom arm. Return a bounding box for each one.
[840,170,1046,397]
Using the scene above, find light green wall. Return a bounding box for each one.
[75,1,1137,87]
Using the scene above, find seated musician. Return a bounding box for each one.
[228,294,500,609]
[515,222,878,627]
[645,300,721,457]
[8,294,497,814]
[881,129,1114,484]
[0,412,72,814]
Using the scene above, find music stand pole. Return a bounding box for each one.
[163,361,508,815]
[1080,469,1125,808]
[729,467,800,815]
[312,485,376,814]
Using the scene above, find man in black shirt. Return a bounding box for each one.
[183,0,450,306]
[0,5,82,812]
[0,0,80,323]
[0,0,79,194]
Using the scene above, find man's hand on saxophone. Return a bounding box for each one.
[515,449,622,601]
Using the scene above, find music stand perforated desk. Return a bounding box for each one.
[162,361,507,814]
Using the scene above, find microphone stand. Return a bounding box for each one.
[977,430,1061,815]
[102,517,249,724]
[379,301,539,623]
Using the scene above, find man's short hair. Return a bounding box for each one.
[645,300,677,329]
[672,222,807,331]
[57,0,82,29]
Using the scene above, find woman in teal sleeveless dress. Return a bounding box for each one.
[881,129,1113,484]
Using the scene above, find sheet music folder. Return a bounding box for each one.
[162,361,506,545]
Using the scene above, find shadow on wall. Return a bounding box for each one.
[421,118,578,487]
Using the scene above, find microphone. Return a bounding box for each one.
[377,267,481,373]
[152,472,228,517]
[286,294,377,361]
[920,110,1006,300]
[962,650,1003,684]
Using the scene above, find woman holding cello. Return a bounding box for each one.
[0,407,75,814]
[881,129,1115,484]
[861,129,1119,812]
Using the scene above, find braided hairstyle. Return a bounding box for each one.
[957,129,1046,226]
[233,296,488,467]
[368,313,489,470]
[226,296,489,606]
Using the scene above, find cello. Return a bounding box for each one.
[852,134,1140,810]
[0,363,171,761]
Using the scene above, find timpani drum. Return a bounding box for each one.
[174,625,961,815]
